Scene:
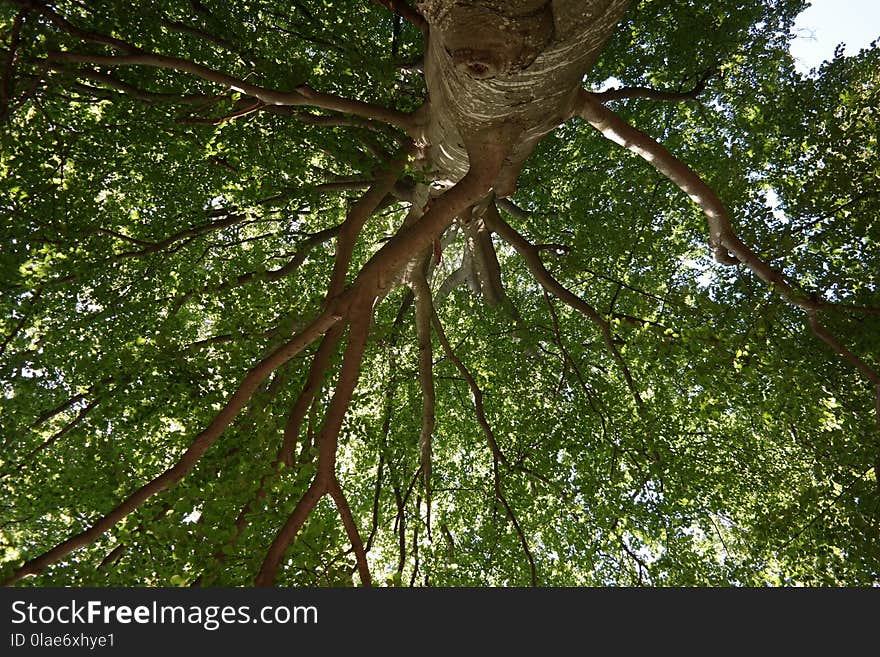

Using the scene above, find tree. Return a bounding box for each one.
[1,0,878,587]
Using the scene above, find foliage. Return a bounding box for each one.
[1,0,878,586]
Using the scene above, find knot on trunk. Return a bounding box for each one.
[425,1,554,78]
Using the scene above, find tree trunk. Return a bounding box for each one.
[416,0,631,195]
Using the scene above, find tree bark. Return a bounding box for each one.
[415,0,631,194]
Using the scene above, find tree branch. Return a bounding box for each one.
[66,67,222,105]
[327,148,415,300]
[179,224,342,304]
[807,313,880,388]
[487,201,645,413]
[0,9,26,122]
[4,121,512,586]
[410,262,436,535]
[494,464,538,586]
[22,1,419,129]
[593,69,714,104]
[435,263,468,303]
[0,289,42,359]
[346,123,518,301]
[432,303,536,584]
[577,90,880,484]
[365,453,385,553]
[577,90,810,300]
[9,0,139,53]
[46,50,418,131]
[2,305,342,585]
[206,155,411,573]
[2,397,102,479]
[461,207,506,306]
[255,308,373,586]
[371,0,427,32]
[329,477,372,586]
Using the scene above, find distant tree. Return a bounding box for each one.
[1,0,878,586]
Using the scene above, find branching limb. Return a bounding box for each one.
[16,1,420,130]
[268,108,411,147]
[253,478,324,587]
[373,296,411,567]
[112,213,253,260]
[8,0,138,53]
[180,225,342,304]
[0,289,42,359]
[0,9,26,122]
[435,264,468,303]
[278,327,346,467]
[328,477,372,586]
[96,504,172,573]
[349,123,519,301]
[593,69,714,104]
[461,206,506,306]
[207,155,410,570]
[104,182,362,267]
[410,262,436,537]
[807,313,880,388]
[192,368,298,582]
[29,390,87,429]
[2,397,102,478]
[431,305,507,466]
[207,139,503,584]
[499,200,681,308]
[327,147,415,300]
[577,90,880,483]
[808,313,880,489]
[486,202,645,413]
[4,123,511,585]
[365,454,384,553]
[409,493,422,586]
[156,15,240,57]
[278,152,413,466]
[394,479,407,577]
[577,90,808,298]
[431,307,536,584]
[779,466,877,549]
[294,84,420,134]
[255,306,373,586]
[371,0,427,32]
[178,98,264,124]
[493,461,538,586]
[65,67,222,105]
[2,306,341,585]
[96,543,126,571]
[175,175,406,305]
[543,291,609,443]
[45,50,418,131]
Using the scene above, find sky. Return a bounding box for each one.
[789,0,880,73]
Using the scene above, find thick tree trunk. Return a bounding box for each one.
[416,0,631,195]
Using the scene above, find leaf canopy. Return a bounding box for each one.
[1,0,878,586]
